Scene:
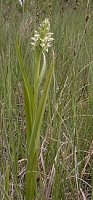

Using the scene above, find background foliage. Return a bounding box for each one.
[0,0,93,199]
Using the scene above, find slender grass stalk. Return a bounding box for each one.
[5,161,9,198]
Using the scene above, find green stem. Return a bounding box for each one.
[33,50,41,118]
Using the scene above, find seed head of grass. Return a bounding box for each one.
[31,18,54,52]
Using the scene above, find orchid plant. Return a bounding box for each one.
[17,18,54,200]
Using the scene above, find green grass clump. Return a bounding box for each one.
[0,1,93,200]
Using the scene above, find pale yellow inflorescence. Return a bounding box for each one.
[31,18,54,53]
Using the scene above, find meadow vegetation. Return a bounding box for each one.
[0,0,93,199]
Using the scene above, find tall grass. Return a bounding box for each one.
[1,1,93,200]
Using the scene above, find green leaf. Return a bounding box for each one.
[38,52,46,87]
[16,40,33,146]
[25,51,54,200]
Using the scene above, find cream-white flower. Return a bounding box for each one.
[31,18,54,52]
